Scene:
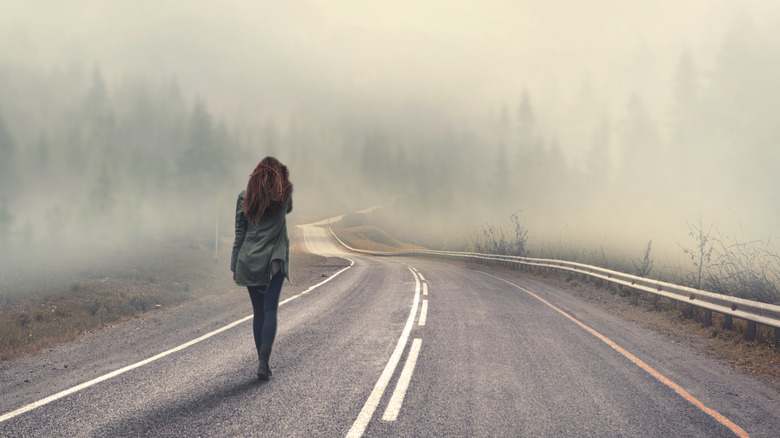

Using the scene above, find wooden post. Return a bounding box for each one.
[703,310,712,327]
[746,320,756,341]
[214,198,220,264]
[775,327,780,348]
[723,314,732,329]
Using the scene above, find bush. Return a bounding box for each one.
[469,211,529,257]
[707,238,780,304]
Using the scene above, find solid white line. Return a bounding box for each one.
[301,225,313,253]
[418,300,428,327]
[346,268,420,438]
[422,282,428,296]
[382,338,423,421]
[280,258,354,306]
[0,258,355,424]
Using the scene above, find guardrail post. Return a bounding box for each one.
[775,328,780,348]
[703,310,712,327]
[723,315,732,329]
[746,321,756,341]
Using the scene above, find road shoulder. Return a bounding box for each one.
[0,255,350,415]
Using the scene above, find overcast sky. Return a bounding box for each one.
[3,0,780,257]
[5,1,777,116]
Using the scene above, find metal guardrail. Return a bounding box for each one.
[329,229,780,344]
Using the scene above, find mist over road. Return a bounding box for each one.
[1,220,778,436]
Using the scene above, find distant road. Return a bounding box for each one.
[1,220,778,436]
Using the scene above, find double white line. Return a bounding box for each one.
[346,266,427,437]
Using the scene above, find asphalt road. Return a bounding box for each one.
[1,222,779,437]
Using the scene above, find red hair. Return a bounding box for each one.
[244,156,293,224]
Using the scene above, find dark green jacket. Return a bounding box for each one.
[230,190,292,287]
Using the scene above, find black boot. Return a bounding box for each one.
[257,344,273,380]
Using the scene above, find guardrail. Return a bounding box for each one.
[329,229,780,346]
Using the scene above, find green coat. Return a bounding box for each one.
[230,190,292,287]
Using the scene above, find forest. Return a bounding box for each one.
[1,3,780,305]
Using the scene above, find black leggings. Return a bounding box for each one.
[247,272,284,351]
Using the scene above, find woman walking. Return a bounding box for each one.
[231,156,293,380]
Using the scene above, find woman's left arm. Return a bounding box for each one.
[230,193,247,274]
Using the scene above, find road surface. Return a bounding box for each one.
[1,220,778,437]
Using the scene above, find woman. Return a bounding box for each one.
[231,156,293,380]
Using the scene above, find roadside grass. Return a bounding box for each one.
[0,237,328,361]
[331,225,424,253]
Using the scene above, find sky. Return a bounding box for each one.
[2,1,775,163]
[4,1,769,115]
[3,0,780,268]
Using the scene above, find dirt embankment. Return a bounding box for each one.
[331,225,423,253]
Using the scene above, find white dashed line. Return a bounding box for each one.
[422,282,428,296]
[419,300,428,326]
[382,338,423,421]
[346,268,421,437]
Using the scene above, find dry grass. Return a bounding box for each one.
[332,225,424,253]
[0,239,228,360]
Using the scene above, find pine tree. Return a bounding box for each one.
[587,118,611,183]
[89,162,114,216]
[672,49,698,149]
[0,113,15,190]
[180,99,229,193]
[83,65,117,163]
[0,194,12,247]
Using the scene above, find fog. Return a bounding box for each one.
[2,1,780,285]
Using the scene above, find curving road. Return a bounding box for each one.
[1,220,779,437]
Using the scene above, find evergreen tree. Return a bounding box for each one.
[493,141,509,197]
[517,90,535,134]
[672,49,699,150]
[0,113,15,190]
[0,194,12,247]
[89,162,114,216]
[180,99,229,193]
[84,66,114,124]
[515,90,542,161]
[83,65,117,163]
[617,94,660,199]
[587,118,611,183]
[619,94,658,164]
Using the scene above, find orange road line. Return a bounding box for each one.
[481,271,749,438]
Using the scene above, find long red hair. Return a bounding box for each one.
[244,156,293,224]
